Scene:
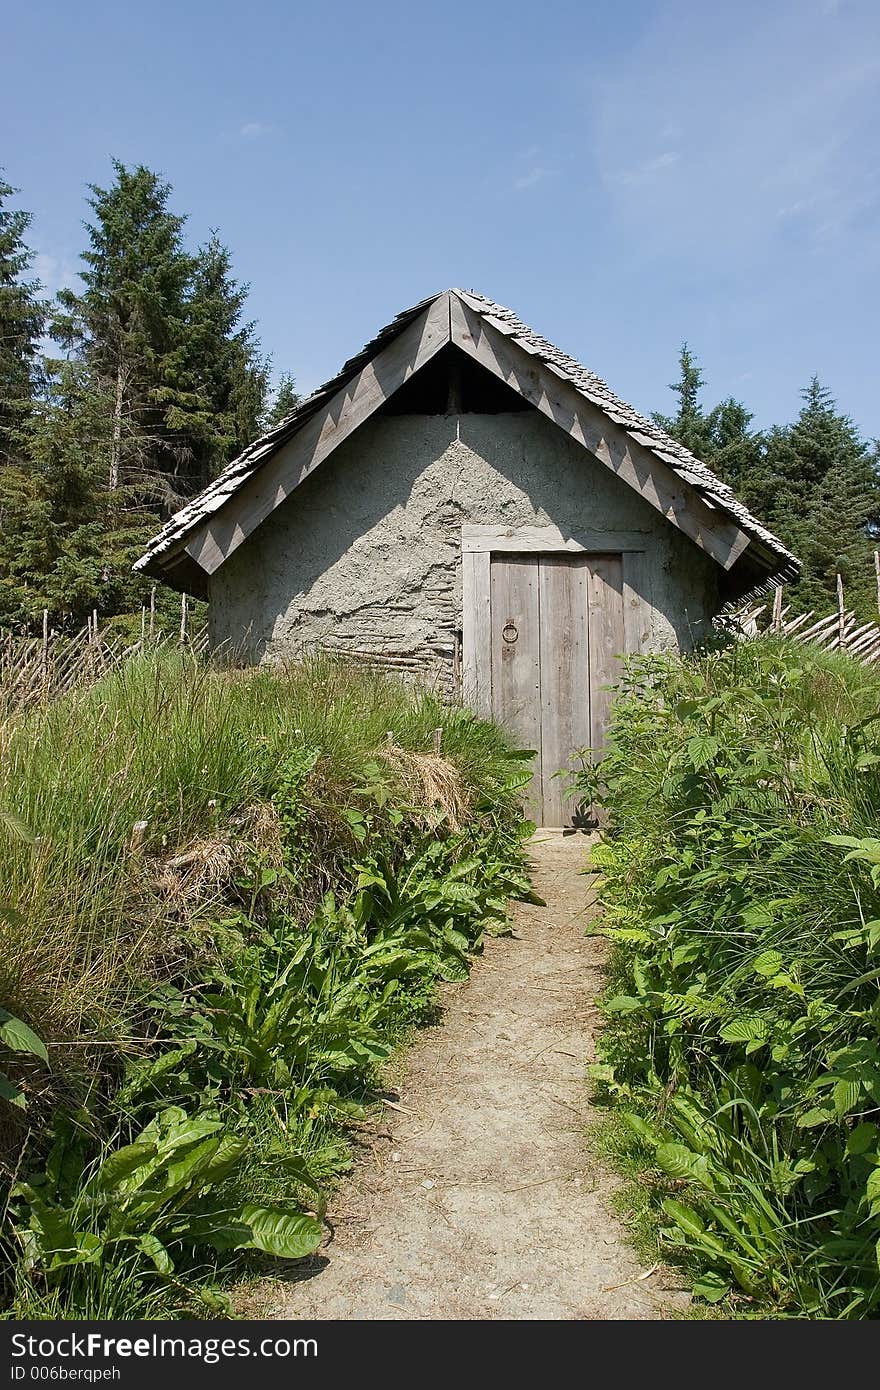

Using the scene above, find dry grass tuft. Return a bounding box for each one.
[376,742,469,828]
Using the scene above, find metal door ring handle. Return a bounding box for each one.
[502,622,518,644]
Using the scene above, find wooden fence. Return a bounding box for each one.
[0,594,208,714]
[729,553,880,666]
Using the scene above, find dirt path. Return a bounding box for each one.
[268,834,678,1321]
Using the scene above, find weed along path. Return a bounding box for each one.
[264,834,678,1322]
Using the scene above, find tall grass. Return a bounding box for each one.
[579,639,880,1318]
[0,650,531,1315]
[1,652,513,1102]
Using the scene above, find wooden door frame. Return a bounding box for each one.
[461,524,650,716]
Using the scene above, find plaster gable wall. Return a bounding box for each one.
[208,411,719,679]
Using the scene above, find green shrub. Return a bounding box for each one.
[579,638,880,1318]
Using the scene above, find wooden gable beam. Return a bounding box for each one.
[449,293,751,572]
[182,292,453,576]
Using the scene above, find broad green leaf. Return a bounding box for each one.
[0,1072,25,1108]
[92,1143,157,1194]
[621,1111,660,1148]
[847,1123,878,1155]
[192,1133,248,1189]
[692,1270,729,1303]
[587,1062,615,1085]
[656,1142,715,1190]
[236,1204,323,1259]
[0,1009,48,1062]
[27,1201,78,1258]
[171,1211,253,1252]
[661,1198,705,1238]
[46,1232,104,1270]
[797,1106,835,1129]
[138,1233,174,1274]
[687,734,720,769]
[826,835,880,862]
[604,995,642,1014]
[740,903,776,929]
[120,1044,197,1098]
[752,950,783,977]
[833,1078,861,1119]
[719,1014,769,1044]
[864,1166,880,1215]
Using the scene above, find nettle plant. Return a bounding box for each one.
[579,640,880,1317]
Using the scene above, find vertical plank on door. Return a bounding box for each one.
[587,555,625,759]
[462,550,492,717]
[490,556,542,823]
[538,557,590,826]
[621,550,649,656]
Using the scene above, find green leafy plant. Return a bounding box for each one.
[13,1105,322,1308]
[580,638,880,1319]
[0,1005,48,1110]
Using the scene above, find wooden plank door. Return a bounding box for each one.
[488,552,625,826]
[490,556,542,823]
[586,555,625,761]
[538,556,591,826]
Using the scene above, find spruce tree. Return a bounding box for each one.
[0,176,47,466]
[0,161,269,633]
[763,381,880,617]
[264,373,301,430]
[652,344,714,458]
[654,350,880,619]
[185,234,268,485]
[0,355,156,629]
[54,161,199,504]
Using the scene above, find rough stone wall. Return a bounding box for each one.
[208,411,719,686]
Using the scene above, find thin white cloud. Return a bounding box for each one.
[32,251,78,298]
[589,0,880,261]
[239,121,270,139]
[513,166,554,191]
[605,150,680,187]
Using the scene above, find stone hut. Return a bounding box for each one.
[136,289,797,824]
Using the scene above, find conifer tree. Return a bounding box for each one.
[186,234,268,485]
[263,372,300,430]
[763,381,880,617]
[0,176,47,466]
[655,349,880,620]
[652,345,714,459]
[54,161,199,504]
[0,355,155,628]
[0,161,270,632]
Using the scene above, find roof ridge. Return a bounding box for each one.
[135,288,798,582]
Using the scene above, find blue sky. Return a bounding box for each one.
[5,0,879,436]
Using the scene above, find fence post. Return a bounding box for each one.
[149,586,156,639]
[874,551,880,618]
[40,609,49,699]
[837,574,846,649]
[129,820,149,857]
[180,592,188,645]
[772,585,783,633]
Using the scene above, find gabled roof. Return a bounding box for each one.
[135,288,799,594]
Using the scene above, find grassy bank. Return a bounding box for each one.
[579,638,880,1318]
[0,651,533,1317]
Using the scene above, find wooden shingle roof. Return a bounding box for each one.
[135,288,798,592]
